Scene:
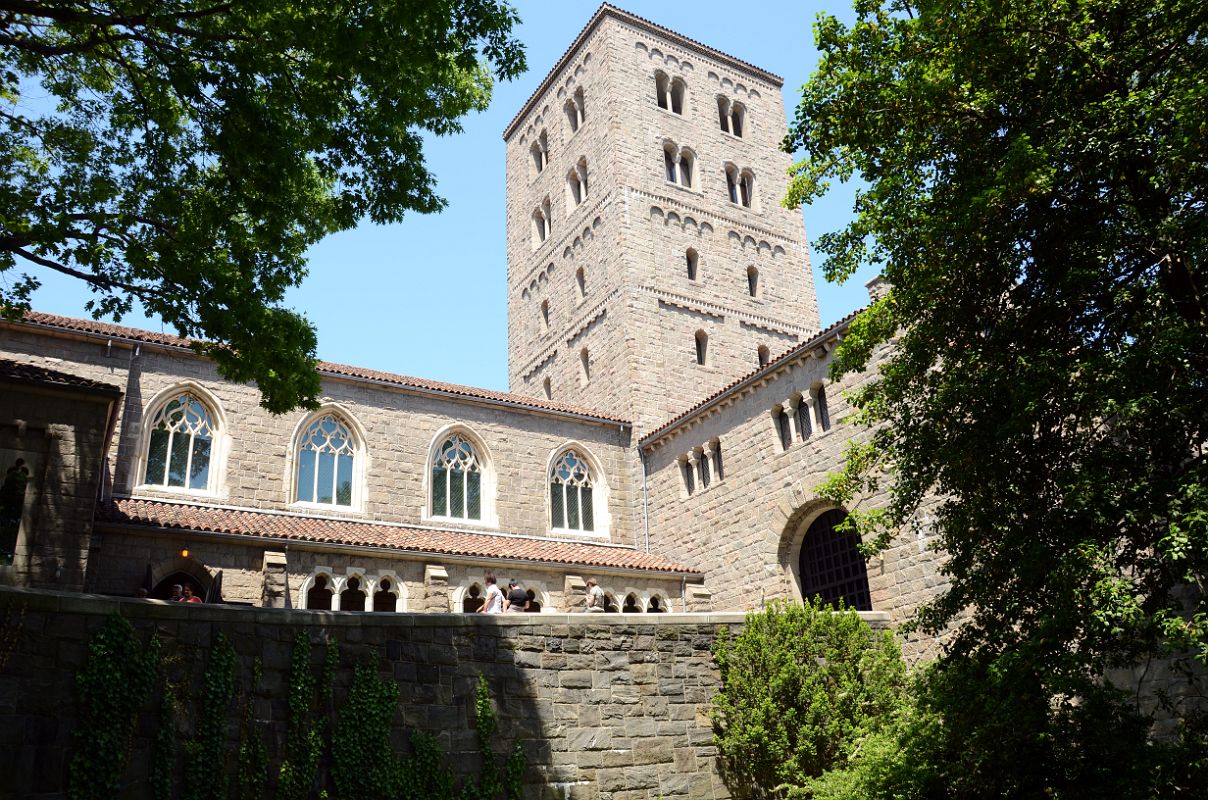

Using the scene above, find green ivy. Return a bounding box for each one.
[332,657,403,797]
[237,657,269,800]
[399,732,455,800]
[67,615,161,800]
[278,633,336,800]
[151,654,183,800]
[460,675,525,800]
[184,632,236,800]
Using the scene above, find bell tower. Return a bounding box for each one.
[504,5,820,433]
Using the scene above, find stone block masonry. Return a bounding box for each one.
[0,586,890,799]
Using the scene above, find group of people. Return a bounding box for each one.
[169,583,203,603]
[476,573,533,613]
[476,575,663,613]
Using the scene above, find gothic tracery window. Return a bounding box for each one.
[295,414,356,506]
[431,433,482,520]
[143,392,216,491]
[550,450,594,532]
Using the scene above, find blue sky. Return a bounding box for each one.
[25,1,872,393]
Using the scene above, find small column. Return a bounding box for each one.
[261,551,289,608]
[787,396,803,441]
[564,574,587,610]
[805,394,819,436]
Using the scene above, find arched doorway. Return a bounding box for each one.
[797,508,872,611]
[148,554,213,600]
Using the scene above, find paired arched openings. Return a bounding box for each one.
[564,88,585,133]
[662,141,695,189]
[654,70,686,114]
[566,157,588,210]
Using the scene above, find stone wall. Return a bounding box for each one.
[0,586,893,799]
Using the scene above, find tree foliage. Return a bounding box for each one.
[710,600,908,799]
[0,0,525,412]
[787,0,1207,790]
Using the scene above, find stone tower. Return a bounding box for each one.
[504,5,820,433]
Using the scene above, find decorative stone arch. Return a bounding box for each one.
[545,442,610,537]
[300,569,337,610]
[134,381,231,496]
[622,590,643,613]
[647,591,671,613]
[780,501,873,611]
[423,422,498,527]
[366,572,407,612]
[148,553,214,600]
[522,583,552,613]
[285,404,369,511]
[453,582,486,613]
[339,571,369,612]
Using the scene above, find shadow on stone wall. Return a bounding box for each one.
[0,587,756,800]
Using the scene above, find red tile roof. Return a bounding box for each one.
[98,497,701,575]
[640,308,864,446]
[0,357,122,396]
[12,312,629,424]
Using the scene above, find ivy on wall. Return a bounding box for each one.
[66,616,527,800]
[67,615,161,800]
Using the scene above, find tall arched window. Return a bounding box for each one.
[797,396,813,440]
[341,576,366,611]
[543,376,552,399]
[670,78,685,114]
[799,508,872,610]
[550,450,594,532]
[747,265,760,297]
[655,70,670,109]
[306,574,333,610]
[730,102,745,137]
[295,414,356,506]
[579,347,591,387]
[575,266,586,302]
[717,96,731,132]
[758,345,770,366]
[143,392,216,491]
[565,88,585,133]
[530,130,548,175]
[695,330,708,365]
[566,157,588,209]
[686,248,699,281]
[664,144,678,183]
[816,385,831,431]
[431,433,482,520]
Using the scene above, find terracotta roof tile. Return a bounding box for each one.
[12,312,629,424]
[640,308,864,446]
[98,497,700,575]
[0,357,122,395]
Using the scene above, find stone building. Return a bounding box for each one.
[0,5,942,656]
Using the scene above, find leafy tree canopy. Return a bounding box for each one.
[0,0,525,412]
[789,0,1206,713]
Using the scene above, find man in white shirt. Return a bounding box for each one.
[585,577,605,612]
[479,573,504,613]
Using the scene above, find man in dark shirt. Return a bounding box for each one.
[504,580,528,613]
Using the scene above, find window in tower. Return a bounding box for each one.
[566,157,588,210]
[543,376,552,400]
[664,143,678,183]
[695,330,708,366]
[725,163,739,204]
[677,148,694,188]
[575,266,586,302]
[747,265,760,297]
[655,70,669,109]
[565,88,585,133]
[530,130,548,176]
[730,102,745,137]
[686,248,699,281]
[670,78,685,114]
[739,169,755,208]
[758,344,770,366]
[579,347,591,387]
[717,96,731,133]
[539,299,550,334]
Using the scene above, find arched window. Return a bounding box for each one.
[686,248,699,281]
[530,130,548,175]
[575,266,586,302]
[670,78,685,114]
[373,577,399,612]
[647,595,667,613]
[717,96,731,132]
[797,396,813,440]
[655,70,670,109]
[525,588,542,613]
[776,406,792,451]
[532,207,547,244]
[677,149,694,188]
[747,265,760,297]
[143,392,216,491]
[341,576,366,612]
[623,593,642,613]
[306,574,333,610]
[695,330,708,366]
[539,299,550,334]
[817,385,831,431]
[681,455,695,495]
[566,157,588,209]
[565,88,585,133]
[542,376,552,399]
[431,433,482,520]
[725,164,739,204]
[730,102,745,137]
[698,449,711,489]
[462,583,484,613]
[602,593,618,612]
[739,169,755,208]
[295,414,356,506]
[550,450,594,532]
[579,347,591,387]
[758,345,770,366]
[663,143,678,183]
[799,508,871,610]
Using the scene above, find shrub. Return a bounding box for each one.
[710,599,908,798]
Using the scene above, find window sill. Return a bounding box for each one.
[662,179,702,196]
[289,500,364,516]
[720,130,746,142]
[549,526,608,539]
[655,105,686,119]
[423,513,497,530]
[132,484,220,500]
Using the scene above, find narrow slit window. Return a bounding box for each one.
[686,248,698,281]
[758,345,770,366]
[695,330,708,366]
[747,265,760,297]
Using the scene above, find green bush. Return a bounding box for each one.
[710,599,908,798]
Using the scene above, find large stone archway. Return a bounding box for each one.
[779,501,872,610]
